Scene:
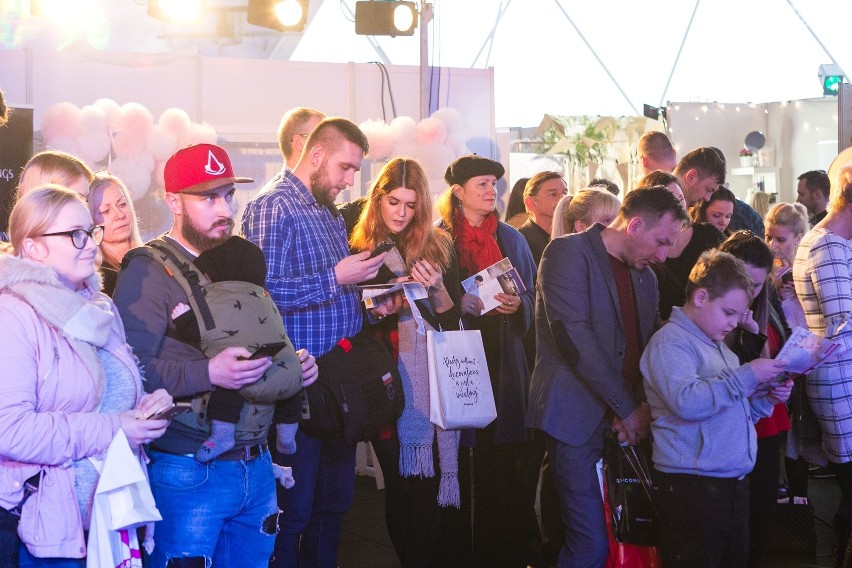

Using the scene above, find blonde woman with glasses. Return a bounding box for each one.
[0,185,171,566]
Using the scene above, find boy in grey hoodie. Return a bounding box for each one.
[640,250,791,567]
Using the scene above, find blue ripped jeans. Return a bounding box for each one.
[146,449,278,568]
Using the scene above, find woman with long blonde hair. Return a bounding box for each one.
[16,150,94,198]
[87,173,144,295]
[351,157,464,566]
[551,188,620,238]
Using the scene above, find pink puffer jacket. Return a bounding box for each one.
[0,255,141,558]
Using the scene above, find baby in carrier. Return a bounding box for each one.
[170,236,303,463]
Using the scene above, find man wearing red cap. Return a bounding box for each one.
[113,143,318,567]
[242,117,389,568]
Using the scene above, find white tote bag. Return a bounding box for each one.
[427,328,497,429]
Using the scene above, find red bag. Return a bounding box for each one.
[600,465,662,568]
[602,482,661,567]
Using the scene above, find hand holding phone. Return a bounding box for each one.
[369,241,394,259]
[144,402,192,421]
[243,341,288,360]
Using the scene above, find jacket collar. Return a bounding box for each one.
[0,254,114,347]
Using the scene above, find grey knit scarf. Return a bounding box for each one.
[386,248,461,508]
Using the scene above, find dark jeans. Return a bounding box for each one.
[469,441,538,568]
[371,436,469,568]
[0,508,19,567]
[748,435,780,568]
[271,430,356,568]
[655,471,750,568]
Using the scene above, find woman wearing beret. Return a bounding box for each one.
[436,155,538,568]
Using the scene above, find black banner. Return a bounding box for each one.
[0,107,34,233]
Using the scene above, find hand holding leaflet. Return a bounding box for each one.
[774,326,840,375]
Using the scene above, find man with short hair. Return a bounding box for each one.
[638,131,677,177]
[114,143,318,566]
[527,186,689,567]
[519,171,567,264]
[242,117,387,568]
[673,146,727,206]
[797,169,830,225]
[278,107,326,170]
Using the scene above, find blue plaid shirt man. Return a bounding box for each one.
[241,167,362,357]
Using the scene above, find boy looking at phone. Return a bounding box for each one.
[170,235,304,462]
[640,250,792,567]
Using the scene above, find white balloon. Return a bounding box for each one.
[94,98,121,130]
[79,105,107,134]
[78,131,112,165]
[41,102,81,144]
[46,135,81,156]
[109,156,153,200]
[146,125,178,161]
[158,108,192,140]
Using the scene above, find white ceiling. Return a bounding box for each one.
[2,0,850,126]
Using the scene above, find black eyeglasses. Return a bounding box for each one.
[39,226,104,249]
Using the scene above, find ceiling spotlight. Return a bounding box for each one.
[147,0,204,23]
[355,1,418,37]
[819,63,845,96]
[248,0,309,32]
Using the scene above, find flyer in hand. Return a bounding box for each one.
[360,279,428,309]
[775,326,841,375]
[460,257,526,315]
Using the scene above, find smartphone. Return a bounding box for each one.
[247,341,289,360]
[368,241,394,259]
[781,271,793,284]
[146,402,192,421]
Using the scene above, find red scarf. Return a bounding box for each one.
[453,210,503,274]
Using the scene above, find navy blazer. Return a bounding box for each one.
[526,224,660,446]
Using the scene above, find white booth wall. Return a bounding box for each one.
[0,49,495,236]
[669,99,838,204]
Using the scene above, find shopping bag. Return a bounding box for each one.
[602,431,658,546]
[87,431,161,568]
[427,329,496,429]
[597,458,662,568]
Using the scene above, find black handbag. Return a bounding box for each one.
[301,331,404,444]
[603,431,659,546]
[768,500,817,556]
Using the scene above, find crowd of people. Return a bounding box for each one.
[1,107,851,568]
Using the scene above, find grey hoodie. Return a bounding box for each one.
[640,307,774,478]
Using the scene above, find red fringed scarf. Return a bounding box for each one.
[453,210,503,274]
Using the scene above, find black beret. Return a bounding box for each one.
[444,155,505,186]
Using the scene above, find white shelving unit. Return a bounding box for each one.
[730,166,780,194]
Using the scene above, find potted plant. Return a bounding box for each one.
[739,148,754,167]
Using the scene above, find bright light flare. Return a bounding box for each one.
[155,0,203,24]
[393,4,415,32]
[274,0,304,27]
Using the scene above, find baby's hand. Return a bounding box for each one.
[171,303,190,321]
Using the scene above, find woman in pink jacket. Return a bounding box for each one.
[0,185,172,566]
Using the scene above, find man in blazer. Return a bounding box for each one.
[527,186,688,567]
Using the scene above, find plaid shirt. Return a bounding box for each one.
[241,168,362,357]
[794,227,852,460]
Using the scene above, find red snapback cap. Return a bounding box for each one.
[164,143,253,194]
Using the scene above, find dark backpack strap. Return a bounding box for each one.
[146,242,216,332]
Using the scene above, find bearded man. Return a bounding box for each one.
[242,116,389,568]
[114,143,321,567]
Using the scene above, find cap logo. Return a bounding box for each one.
[205,150,226,176]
